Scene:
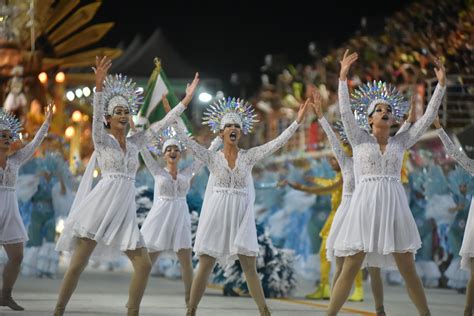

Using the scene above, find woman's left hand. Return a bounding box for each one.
[296,98,311,124]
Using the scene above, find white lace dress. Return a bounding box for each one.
[140,137,221,254]
[178,121,300,264]
[55,92,185,258]
[438,128,474,271]
[0,120,49,245]
[318,117,355,262]
[334,80,445,267]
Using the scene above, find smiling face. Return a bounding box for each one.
[163,145,181,164]
[219,123,242,145]
[368,103,394,128]
[106,106,130,130]
[0,129,13,149]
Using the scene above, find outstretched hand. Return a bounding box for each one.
[311,90,323,119]
[181,72,200,107]
[433,115,442,129]
[406,95,417,124]
[339,49,358,81]
[93,56,112,91]
[433,57,446,87]
[45,103,54,123]
[296,98,311,124]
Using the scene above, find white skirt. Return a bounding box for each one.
[141,196,191,253]
[460,197,474,271]
[194,189,258,265]
[55,176,144,260]
[326,194,352,262]
[0,188,28,245]
[333,176,421,268]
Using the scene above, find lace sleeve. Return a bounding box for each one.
[92,92,106,146]
[438,129,474,174]
[396,121,411,135]
[339,80,368,146]
[11,119,50,164]
[182,137,222,178]
[131,102,186,147]
[319,116,348,169]
[140,148,164,176]
[401,83,446,148]
[247,121,300,164]
[176,128,213,165]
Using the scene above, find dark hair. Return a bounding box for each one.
[103,115,111,129]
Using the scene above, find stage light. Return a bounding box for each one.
[38,72,48,84]
[66,91,75,101]
[55,72,65,83]
[199,92,212,102]
[75,88,83,98]
[72,111,82,123]
[83,87,91,97]
[65,126,75,138]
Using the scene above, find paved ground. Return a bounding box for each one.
[0,268,465,315]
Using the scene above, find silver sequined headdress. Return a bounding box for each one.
[147,126,186,156]
[332,121,348,144]
[102,74,143,115]
[202,97,258,135]
[0,109,22,140]
[351,81,409,131]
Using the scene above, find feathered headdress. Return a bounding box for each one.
[202,97,258,134]
[351,81,409,131]
[102,74,143,115]
[0,109,22,140]
[448,166,473,196]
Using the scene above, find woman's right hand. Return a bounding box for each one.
[339,49,358,81]
[93,56,112,92]
[311,90,323,119]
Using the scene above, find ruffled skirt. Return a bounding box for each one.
[0,188,28,245]
[460,198,474,271]
[326,195,352,262]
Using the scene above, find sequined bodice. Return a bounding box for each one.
[179,121,300,190]
[0,120,49,187]
[339,80,445,179]
[92,92,185,176]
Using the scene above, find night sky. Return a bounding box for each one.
[91,0,413,95]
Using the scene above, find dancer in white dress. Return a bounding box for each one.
[54,56,200,316]
[327,50,446,316]
[434,117,474,316]
[177,97,311,315]
[0,106,52,310]
[140,103,221,306]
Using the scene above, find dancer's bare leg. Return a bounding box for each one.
[2,243,24,310]
[124,247,152,316]
[149,251,161,265]
[54,238,97,315]
[393,252,430,316]
[238,254,270,314]
[187,254,216,315]
[177,248,193,306]
[331,257,344,294]
[368,267,385,315]
[464,258,474,316]
[326,252,365,316]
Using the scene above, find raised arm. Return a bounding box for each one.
[92,56,112,146]
[401,59,446,148]
[435,119,474,174]
[338,50,367,146]
[247,98,310,163]
[140,148,164,176]
[289,175,342,195]
[182,136,222,178]
[311,90,349,168]
[11,104,52,164]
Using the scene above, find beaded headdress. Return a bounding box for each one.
[147,126,186,156]
[0,109,22,140]
[351,81,409,131]
[202,97,258,134]
[102,74,143,115]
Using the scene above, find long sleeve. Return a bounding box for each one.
[182,137,222,178]
[247,121,300,164]
[319,116,348,168]
[130,102,186,147]
[176,128,213,165]
[438,128,474,174]
[293,174,342,195]
[11,118,50,164]
[338,80,368,146]
[92,92,106,146]
[396,121,411,134]
[140,148,164,176]
[401,83,446,148]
